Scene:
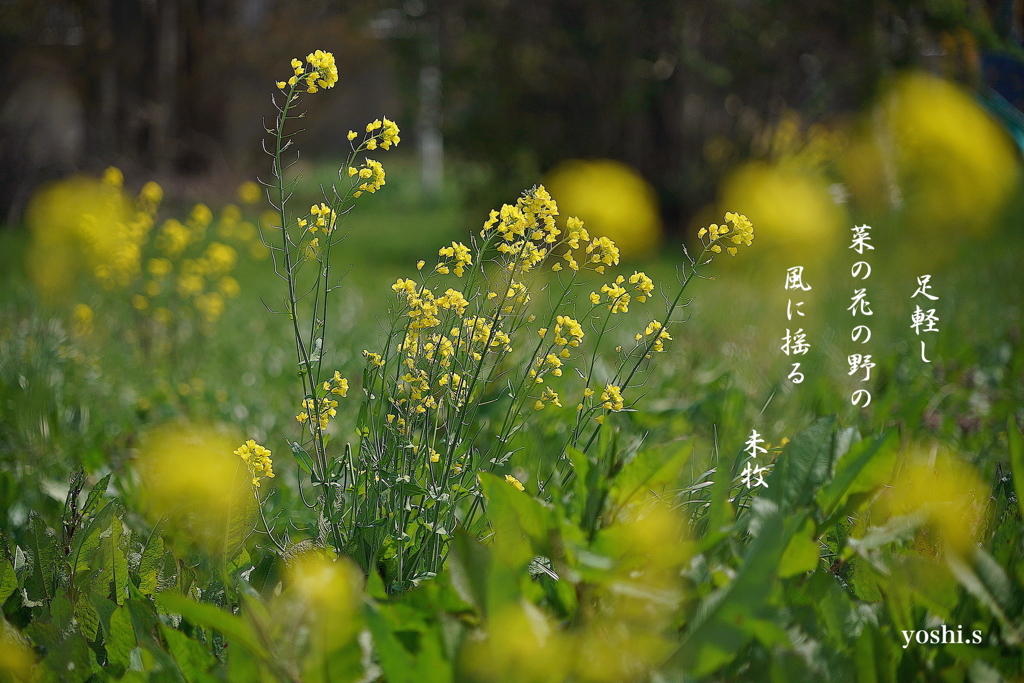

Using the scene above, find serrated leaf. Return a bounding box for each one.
[72,500,114,574]
[75,594,100,640]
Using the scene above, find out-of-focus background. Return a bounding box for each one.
[3,0,1023,232]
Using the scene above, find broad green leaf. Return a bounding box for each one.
[778,515,819,578]
[25,512,59,603]
[110,516,129,605]
[161,623,217,681]
[40,632,97,683]
[817,430,897,520]
[155,591,262,656]
[0,554,16,606]
[1008,416,1024,524]
[81,473,112,518]
[479,472,552,567]
[854,623,898,683]
[763,415,835,513]
[72,500,114,573]
[74,594,100,640]
[364,601,451,683]
[137,524,165,596]
[105,605,136,669]
[446,529,490,616]
[666,502,807,677]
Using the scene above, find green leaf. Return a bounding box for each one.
[161,623,217,680]
[567,446,590,516]
[778,515,819,578]
[1008,416,1024,524]
[137,525,165,596]
[0,554,17,606]
[25,512,59,603]
[110,516,129,605]
[40,632,97,683]
[666,503,807,677]
[72,500,114,574]
[479,472,552,568]
[854,623,899,683]
[947,547,1024,645]
[364,601,451,683]
[81,473,112,518]
[155,591,262,657]
[290,441,316,475]
[764,415,835,513]
[105,605,136,670]
[817,430,897,520]
[446,529,490,616]
[74,594,100,640]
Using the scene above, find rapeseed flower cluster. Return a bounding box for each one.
[601,384,625,411]
[235,439,276,487]
[308,203,337,234]
[348,159,386,197]
[296,371,349,430]
[697,211,755,256]
[277,50,338,93]
[636,320,672,352]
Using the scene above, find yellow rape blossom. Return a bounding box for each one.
[505,474,525,491]
[235,439,275,488]
[601,384,624,411]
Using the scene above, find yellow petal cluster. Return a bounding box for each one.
[235,439,275,487]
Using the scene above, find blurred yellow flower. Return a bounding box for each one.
[545,159,662,260]
[238,180,262,204]
[136,423,254,558]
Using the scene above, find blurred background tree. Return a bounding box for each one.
[0,0,1019,232]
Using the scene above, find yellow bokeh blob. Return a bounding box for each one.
[718,161,845,265]
[846,71,1019,246]
[876,446,988,555]
[25,176,134,302]
[135,423,254,559]
[544,159,662,260]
